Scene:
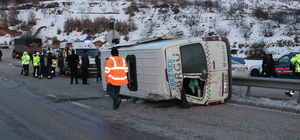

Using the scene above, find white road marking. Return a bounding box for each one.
[70,101,91,108]
[228,103,299,115]
[47,94,57,98]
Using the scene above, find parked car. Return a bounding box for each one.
[231,60,248,76]
[248,53,298,78]
[0,43,9,48]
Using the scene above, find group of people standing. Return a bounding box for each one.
[261,52,300,97]
[65,49,91,85]
[20,47,129,110]
[21,51,61,79]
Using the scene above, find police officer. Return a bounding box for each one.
[21,51,30,76]
[285,53,300,97]
[33,52,40,77]
[105,47,128,109]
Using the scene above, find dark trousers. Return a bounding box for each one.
[107,84,121,106]
[261,67,268,77]
[51,67,56,77]
[40,66,48,77]
[48,66,52,77]
[96,67,101,81]
[22,65,29,76]
[33,66,40,77]
[296,72,300,79]
[269,69,277,78]
[59,66,64,76]
[70,68,78,83]
[82,67,88,84]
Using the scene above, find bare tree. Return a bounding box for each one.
[270,11,287,28]
[140,28,151,38]
[168,28,180,36]
[184,14,200,29]
[252,6,269,20]
[158,13,170,22]
[230,18,246,28]
[23,27,35,36]
[250,40,265,56]
[78,5,86,14]
[260,22,274,37]
[189,26,204,37]
[239,24,252,41]
[30,0,39,4]
[285,22,300,36]
[0,0,11,8]
[215,27,230,37]
[8,7,20,26]
[27,11,36,26]
[0,10,9,29]
[140,21,159,38]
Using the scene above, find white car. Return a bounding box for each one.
[231,60,249,76]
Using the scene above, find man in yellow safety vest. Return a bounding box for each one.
[33,52,41,78]
[21,51,31,76]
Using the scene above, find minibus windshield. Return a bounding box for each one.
[76,49,98,58]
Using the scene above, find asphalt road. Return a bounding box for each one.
[0,48,299,140]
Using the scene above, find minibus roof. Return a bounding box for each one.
[110,36,201,51]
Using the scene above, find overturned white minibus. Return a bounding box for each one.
[101,36,232,105]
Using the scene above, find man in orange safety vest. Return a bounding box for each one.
[105,47,128,109]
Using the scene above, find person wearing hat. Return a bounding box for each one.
[105,47,128,109]
[33,52,41,77]
[81,49,90,84]
[21,51,30,76]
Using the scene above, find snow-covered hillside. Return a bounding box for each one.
[1,0,300,59]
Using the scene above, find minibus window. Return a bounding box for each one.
[126,55,138,91]
[180,43,207,74]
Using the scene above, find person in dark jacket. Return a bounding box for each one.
[47,52,53,79]
[267,54,277,78]
[81,49,90,84]
[39,51,48,79]
[57,53,64,76]
[66,49,79,84]
[95,52,101,82]
[261,52,268,77]
[0,49,2,61]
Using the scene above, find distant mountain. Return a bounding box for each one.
[0,0,299,58]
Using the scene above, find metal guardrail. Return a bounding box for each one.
[232,76,300,103]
